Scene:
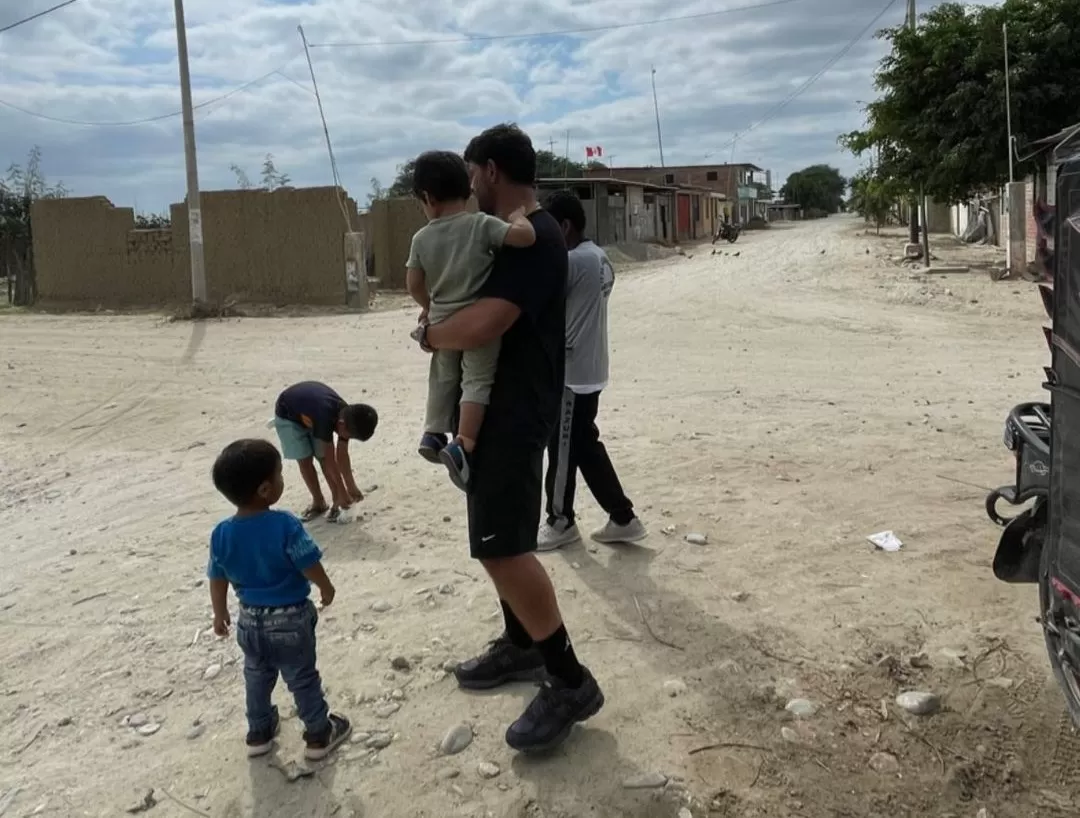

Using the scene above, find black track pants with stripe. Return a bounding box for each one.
[544,388,634,528]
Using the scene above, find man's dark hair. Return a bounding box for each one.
[212,438,281,506]
[342,403,378,441]
[543,190,587,233]
[412,151,471,203]
[463,123,536,185]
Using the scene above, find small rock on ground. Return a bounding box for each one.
[390,655,411,671]
[440,723,473,755]
[663,679,687,697]
[477,761,500,779]
[136,723,161,736]
[203,663,222,680]
[186,724,205,740]
[730,591,749,602]
[126,712,149,728]
[781,726,800,743]
[366,734,393,750]
[374,703,401,718]
[896,691,940,716]
[684,533,708,545]
[785,698,818,718]
[442,659,459,673]
[678,809,693,818]
[436,767,460,781]
[370,600,393,613]
[621,772,668,789]
[398,568,419,579]
[869,751,900,774]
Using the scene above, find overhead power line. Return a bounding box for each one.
[0,0,78,35]
[0,56,300,127]
[707,0,900,158]
[308,0,802,48]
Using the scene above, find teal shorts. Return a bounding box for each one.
[273,417,329,461]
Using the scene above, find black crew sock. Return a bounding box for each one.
[500,600,533,649]
[536,624,585,688]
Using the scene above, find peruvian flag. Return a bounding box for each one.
[585,145,604,158]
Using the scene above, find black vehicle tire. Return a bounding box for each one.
[1040,535,1080,729]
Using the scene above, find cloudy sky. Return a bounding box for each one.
[0,0,939,212]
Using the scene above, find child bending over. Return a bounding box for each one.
[208,438,351,760]
[406,149,535,490]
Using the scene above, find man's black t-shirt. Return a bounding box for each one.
[477,209,567,449]
[275,381,345,442]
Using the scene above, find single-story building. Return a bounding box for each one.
[763,201,803,221]
[537,177,678,244]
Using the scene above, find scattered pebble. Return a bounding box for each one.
[350,732,371,744]
[366,733,393,750]
[908,652,931,669]
[398,568,420,579]
[976,809,989,818]
[781,726,800,743]
[126,713,149,728]
[442,516,452,523]
[442,659,459,673]
[678,809,693,818]
[895,691,940,716]
[203,663,222,681]
[438,583,455,595]
[730,591,749,603]
[390,689,405,701]
[374,703,400,718]
[57,716,72,727]
[785,698,818,718]
[186,724,205,740]
[869,751,900,774]
[439,723,473,755]
[125,789,157,814]
[663,679,687,697]
[436,767,460,781]
[988,677,1014,690]
[621,772,668,789]
[684,533,708,545]
[136,723,161,736]
[274,760,314,781]
[477,761,501,779]
[371,601,393,613]
[390,655,411,671]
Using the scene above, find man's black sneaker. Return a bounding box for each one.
[245,705,280,758]
[505,668,604,753]
[453,634,545,690]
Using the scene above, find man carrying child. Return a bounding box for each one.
[406,150,536,490]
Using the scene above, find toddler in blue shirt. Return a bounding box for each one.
[208,438,351,760]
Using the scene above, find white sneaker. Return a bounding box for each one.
[591,517,647,545]
[537,521,581,552]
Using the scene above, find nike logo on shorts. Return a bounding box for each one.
[481,534,496,542]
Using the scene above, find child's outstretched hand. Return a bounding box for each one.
[213,610,231,637]
[319,583,336,608]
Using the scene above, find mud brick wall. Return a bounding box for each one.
[32,187,362,307]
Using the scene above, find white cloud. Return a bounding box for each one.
[0,0,917,210]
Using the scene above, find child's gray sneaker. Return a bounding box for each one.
[590,517,647,545]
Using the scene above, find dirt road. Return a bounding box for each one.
[1,216,1075,817]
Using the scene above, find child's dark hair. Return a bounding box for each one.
[544,190,587,233]
[212,439,281,506]
[342,403,378,441]
[463,123,536,186]
[412,151,471,203]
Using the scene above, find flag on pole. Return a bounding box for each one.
[585,146,604,158]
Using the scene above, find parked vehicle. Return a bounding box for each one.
[987,134,1080,727]
[713,222,741,244]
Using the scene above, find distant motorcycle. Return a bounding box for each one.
[713,222,741,244]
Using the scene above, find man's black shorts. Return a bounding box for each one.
[467,438,543,560]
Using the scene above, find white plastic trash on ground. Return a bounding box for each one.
[867,531,903,552]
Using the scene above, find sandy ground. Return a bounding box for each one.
[1,216,1077,818]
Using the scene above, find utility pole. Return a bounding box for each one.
[905,0,921,249]
[172,0,206,306]
[548,137,557,177]
[651,66,666,167]
[1004,22,1014,184]
[564,130,570,181]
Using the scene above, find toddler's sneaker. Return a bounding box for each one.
[246,706,280,757]
[439,440,471,492]
[418,432,447,464]
[303,713,352,761]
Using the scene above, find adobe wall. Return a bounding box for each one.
[369,196,477,291]
[32,186,362,307]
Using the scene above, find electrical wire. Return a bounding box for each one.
[706,0,901,158]
[0,54,300,127]
[308,0,803,48]
[0,0,78,35]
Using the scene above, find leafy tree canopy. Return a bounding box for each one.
[779,164,847,213]
[841,0,1080,203]
[231,153,291,191]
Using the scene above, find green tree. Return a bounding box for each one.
[230,154,291,191]
[849,168,901,233]
[1,146,66,305]
[841,0,1080,204]
[779,164,847,213]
